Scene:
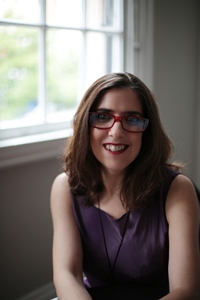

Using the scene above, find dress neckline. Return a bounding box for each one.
[92,204,130,221]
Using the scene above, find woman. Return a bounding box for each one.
[51,72,200,299]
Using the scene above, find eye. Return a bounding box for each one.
[125,116,139,124]
[96,113,112,121]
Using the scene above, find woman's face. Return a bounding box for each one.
[90,88,144,176]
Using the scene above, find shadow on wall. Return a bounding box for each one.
[0,158,60,300]
[194,184,200,202]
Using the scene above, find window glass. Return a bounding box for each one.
[85,32,122,87]
[46,29,82,122]
[46,0,83,27]
[86,0,122,30]
[0,0,41,23]
[0,26,39,129]
[0,0,124,139]
[85,32,107,87]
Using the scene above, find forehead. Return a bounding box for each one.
[96,88,143,114]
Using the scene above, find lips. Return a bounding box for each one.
[104,144,128,153]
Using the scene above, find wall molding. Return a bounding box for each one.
[0,130,70,169]
[124,0,154,89]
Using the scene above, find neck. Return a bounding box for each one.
[97,169,128,219]
[101,168,125,195]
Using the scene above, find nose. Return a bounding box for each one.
[108,119,125,137]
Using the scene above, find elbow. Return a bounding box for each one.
[53,269,84,289]
[166,287,200,300]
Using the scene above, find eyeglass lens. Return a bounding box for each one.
[90,113,148,132]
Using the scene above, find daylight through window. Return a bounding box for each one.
[0,0,124,140]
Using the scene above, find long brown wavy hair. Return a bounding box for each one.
[64,72,180,209]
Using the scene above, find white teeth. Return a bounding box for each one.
[105,144,126,152]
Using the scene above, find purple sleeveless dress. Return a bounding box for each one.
[72,168,179,299]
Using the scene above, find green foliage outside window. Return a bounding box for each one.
[0,26,38,121]
[0,25,79,123]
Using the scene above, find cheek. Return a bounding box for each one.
[131,134,143,154]
[130,132,143,143]
[90,128,96,150]
[90,128,103,154]
[137,135,143,148]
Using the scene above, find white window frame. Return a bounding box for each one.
[0,0,124,139]
[0,0,154,169]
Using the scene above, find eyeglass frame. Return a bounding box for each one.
[89,112,149,133]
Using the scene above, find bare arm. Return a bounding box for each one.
[50,173,92,300]
[160,175,200,300]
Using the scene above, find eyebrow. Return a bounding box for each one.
[96,108,143,116]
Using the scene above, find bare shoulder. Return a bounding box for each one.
[167,174,198,202]
[166,174,199,223]
[50,172,73,212]
[51,172,70,191]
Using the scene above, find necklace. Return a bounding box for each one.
[98,199,130,283]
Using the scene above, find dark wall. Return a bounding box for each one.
[0,157,61,300]
[153,0,200,181]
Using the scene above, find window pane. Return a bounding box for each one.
[0,0,124,138]
[46,0,83,27]
[0,0,41,23]
[0,26,39,129]
[85,32,123,88]
[46,29,82,122]
[86,0,122,30]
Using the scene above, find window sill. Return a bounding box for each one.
[0,129,72,169]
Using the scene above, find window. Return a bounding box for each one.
[0,0,154,168]
[0,0,124,141]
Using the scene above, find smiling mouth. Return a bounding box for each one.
[104,144,128,152]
